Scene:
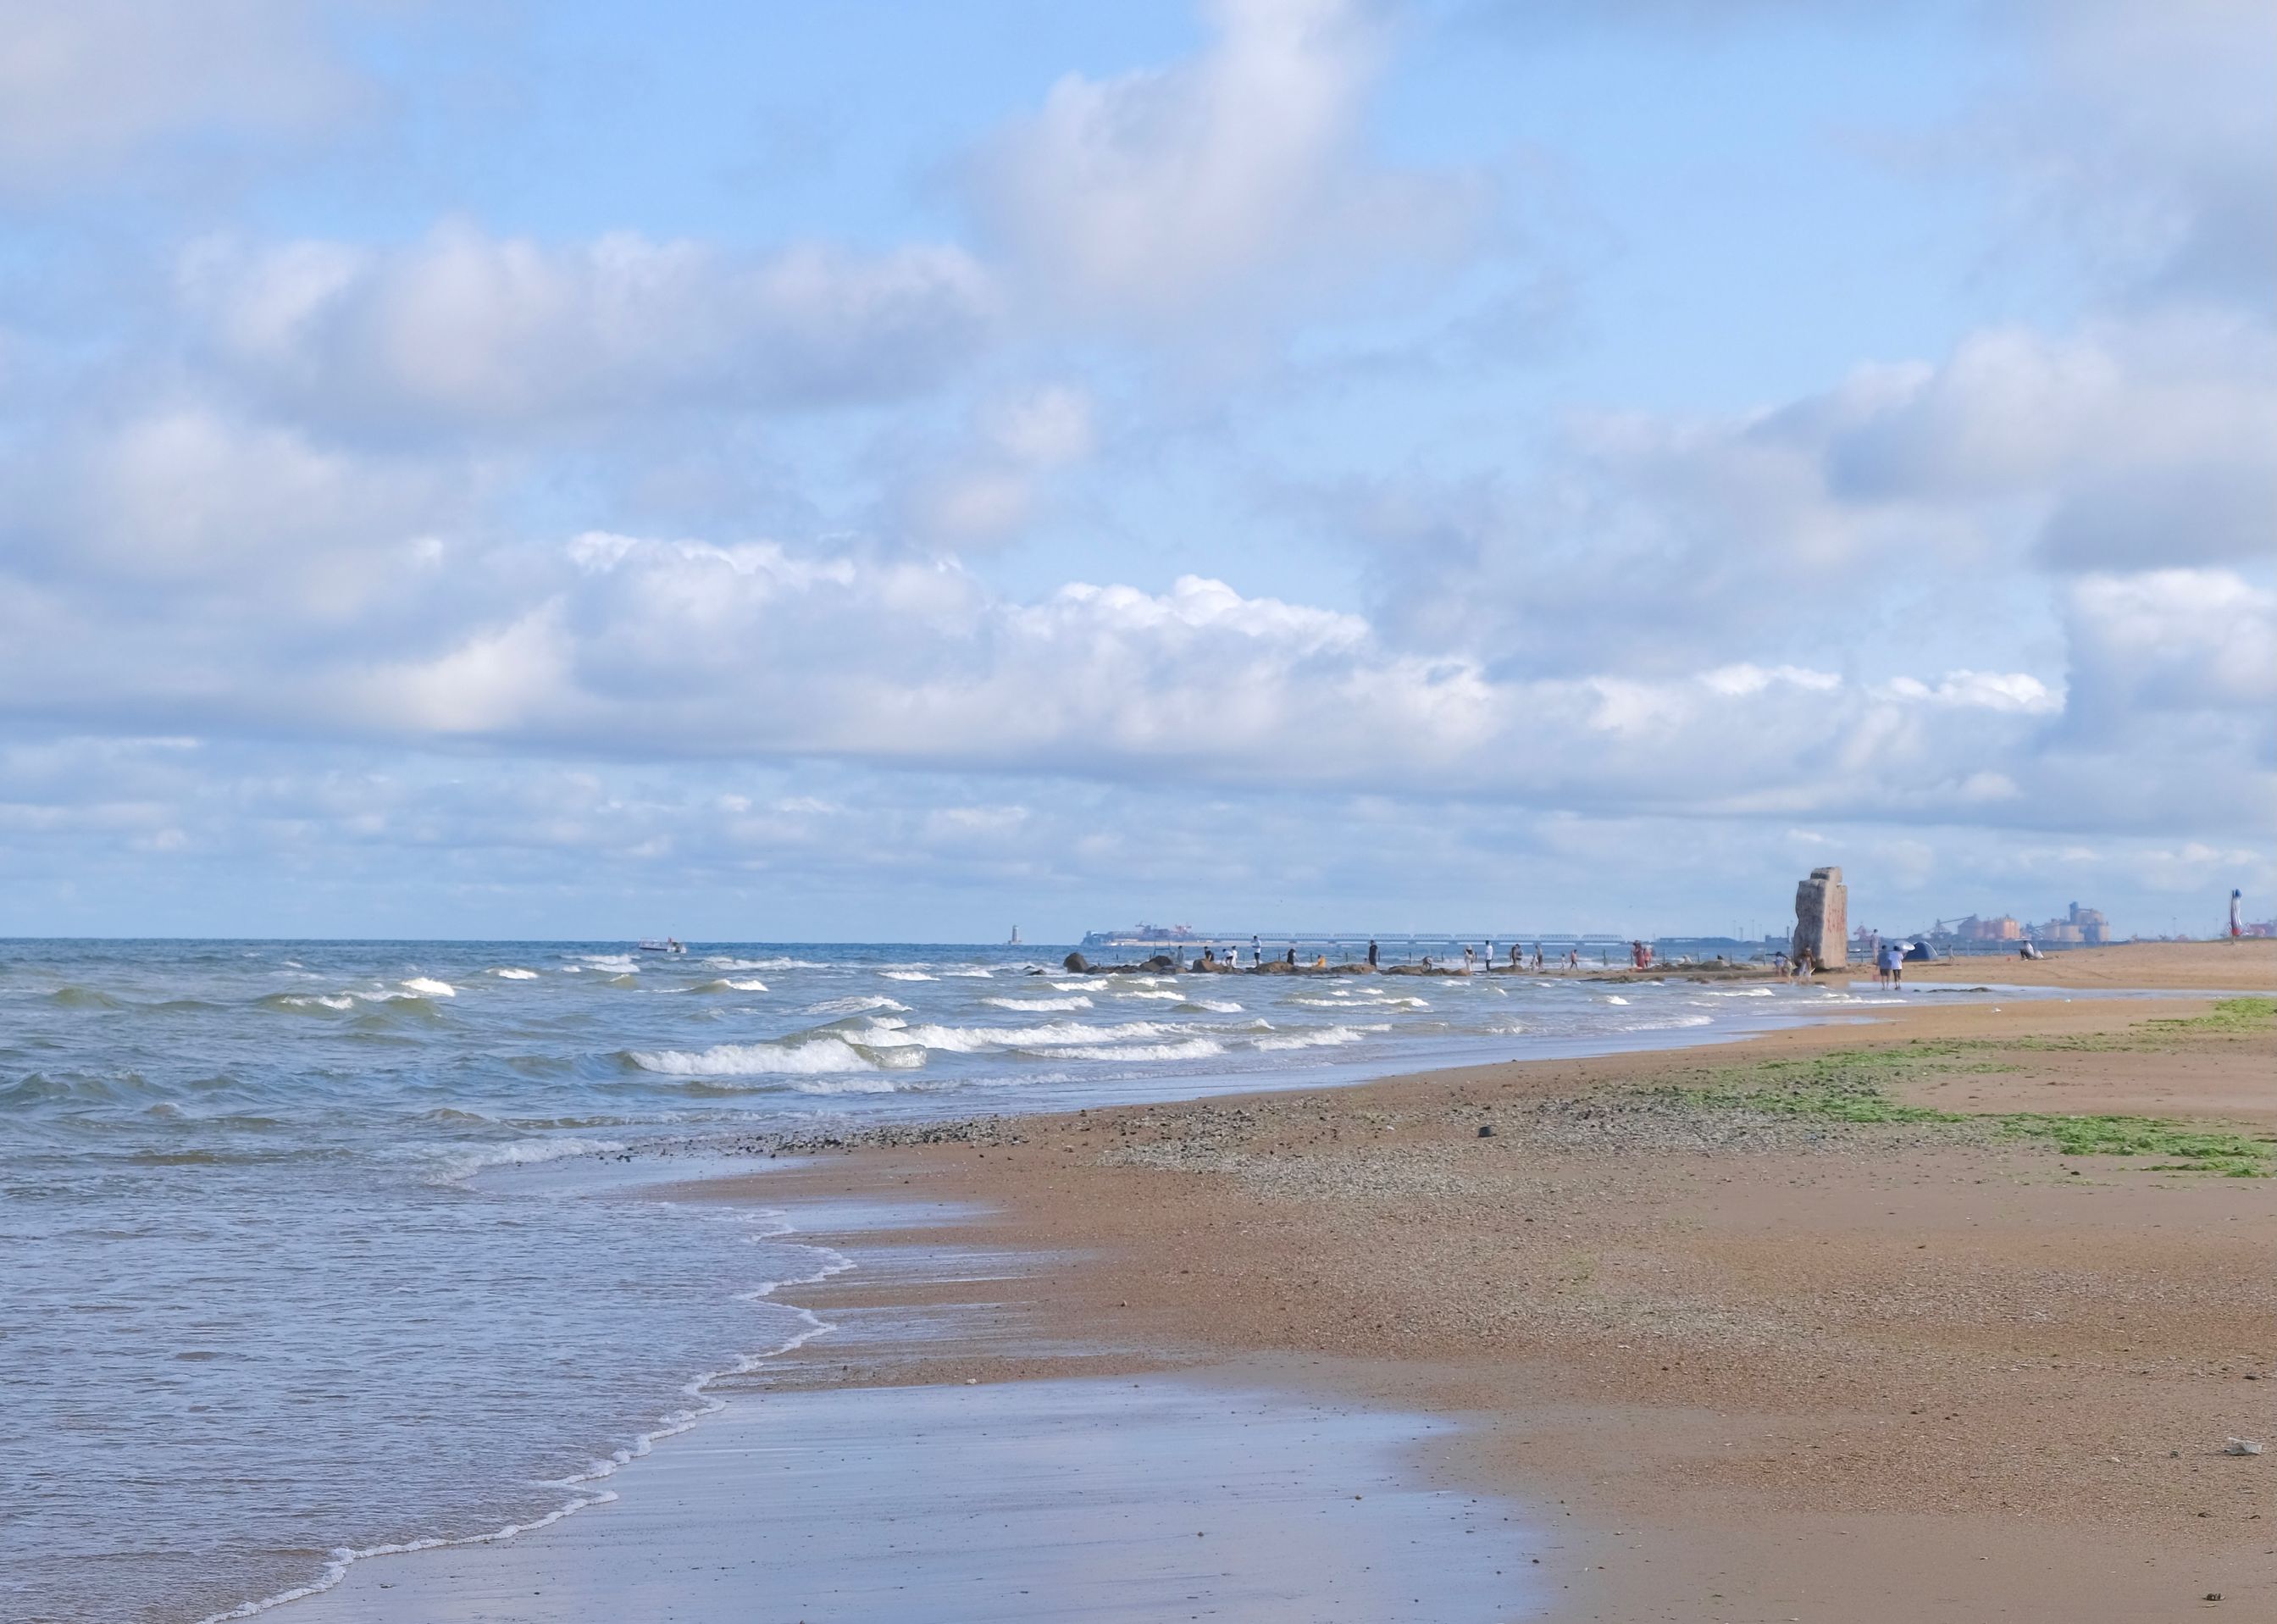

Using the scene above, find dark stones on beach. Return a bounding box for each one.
[1064,951,1089,973]
[1478,1124,1495,1137]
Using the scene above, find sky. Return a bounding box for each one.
[0,0,2270,943]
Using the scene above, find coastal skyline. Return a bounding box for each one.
[3,0,2271,941]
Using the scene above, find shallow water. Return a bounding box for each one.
[289,1373,1550,1624]
[0,939,1899,1621]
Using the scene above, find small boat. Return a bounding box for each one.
[636,939,686,955]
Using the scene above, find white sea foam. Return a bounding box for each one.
[983,995,1093,1011]
[577,955,639,973]
[1249,1025,1377,1051]
[701,956,815,970]
[860,1017,1183,1054]
[805,995,908,1016]
[1036,1037,1226,1062]
[687,978,768,993]
[943,967,994,978]
[1116,989,1184,1000]
[1604,995,1630,1005]
[881,970,936,981]
[402,978,456,998]
[1184,998,1244,1012]
[425,1136,628,1183]
[627,1038,922,1077]
[487,967,540,980]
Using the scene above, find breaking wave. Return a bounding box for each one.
[805,995,908,1016]
[1249,1025,1385,1051]
[1034,1037,1227,1062]
[624,1037,924,1077]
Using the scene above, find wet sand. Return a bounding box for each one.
[288,949,2277,1621]
[293,1366,1552,1622]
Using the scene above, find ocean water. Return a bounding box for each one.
[0,939,1901,1623]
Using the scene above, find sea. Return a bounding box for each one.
[0,938,1906,1623]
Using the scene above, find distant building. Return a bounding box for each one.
[1957,914,2022,942]
[2031,902,2109,945]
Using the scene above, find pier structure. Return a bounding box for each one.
[1078,928,1639,962]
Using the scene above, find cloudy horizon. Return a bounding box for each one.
[2,0,2269,943]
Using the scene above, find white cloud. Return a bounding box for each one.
[179,224,999,428]
[9,406,459,615]
[0,0,360,188]
[1356,308,2277,680]
[984,385,1096,467]
[2066,568,2277,718]
[1877,671,2062,713]
[967,0,1476,324]
[1976,0,2277,302]
[898,385,1100,546]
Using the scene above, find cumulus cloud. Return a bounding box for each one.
[1355,309,2277,674]
[3,405,462,617]
[894,384,1100,546]
[177,224,999,429]
[1977,0,2277,303]
[2066,568,2277,722]
[966,0,1477,324]
[0,0,361,189]
[2,513,2187,831]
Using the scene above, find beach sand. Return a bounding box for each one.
[296,946,2277,1621]
[1901,936,2277,991]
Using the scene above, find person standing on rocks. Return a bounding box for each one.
[1366,939,1379,968]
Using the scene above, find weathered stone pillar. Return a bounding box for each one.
[1791,867,1848,970]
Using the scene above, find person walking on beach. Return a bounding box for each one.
[1886,942,1906,990]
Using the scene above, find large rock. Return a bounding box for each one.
[1063,951,1089,973]
[1791,867,1849,970]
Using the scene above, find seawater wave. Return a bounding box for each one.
[0,938,1923,1624]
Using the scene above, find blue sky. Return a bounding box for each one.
[1,0,2270,941]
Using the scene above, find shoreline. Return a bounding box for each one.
[284,942,2277,1621]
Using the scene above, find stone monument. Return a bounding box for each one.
[1791,866,1848,971]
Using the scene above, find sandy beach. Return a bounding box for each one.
[300,942,2277,1621]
